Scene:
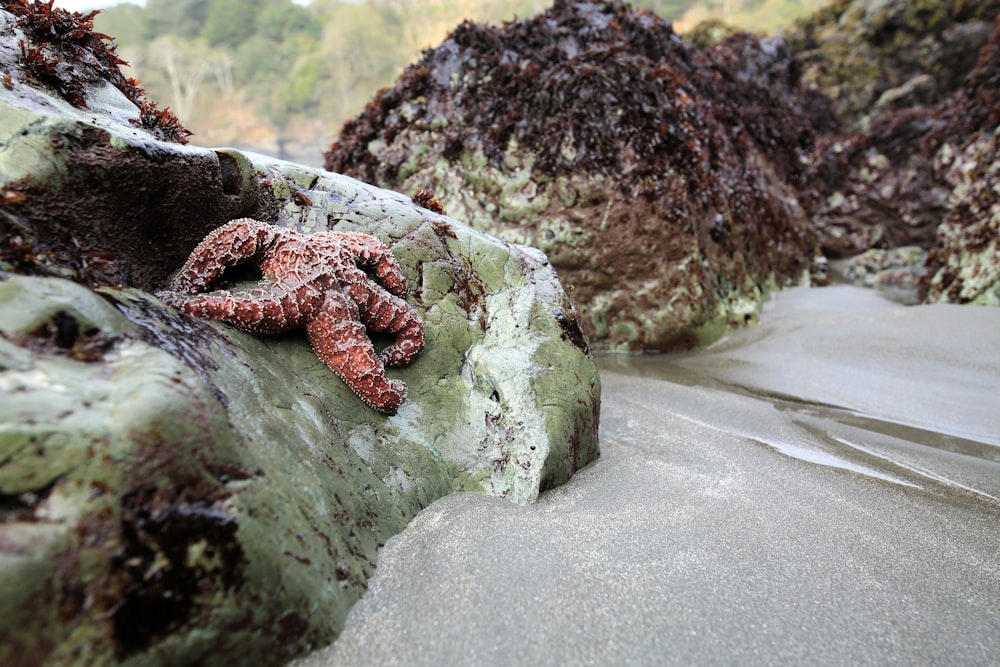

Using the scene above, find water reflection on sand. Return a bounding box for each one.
[603,285,1000,502]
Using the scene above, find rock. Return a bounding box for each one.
[920,19,1000,306]
[799,9,1000,263]
[922,126,1000,305]
[802,118,953,257]
[683,18,737,49]
[872,265,926,305]
[838,245,927,303]
[840,247,928,288]
[870,73,936,115]
[0,5,599,665]
[324,0,827,353]
[784,0,999,130]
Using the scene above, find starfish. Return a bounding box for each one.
[157,218,424,414]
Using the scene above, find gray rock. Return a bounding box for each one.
[0,7,599,665]
[837,245,927,303]
[839,245,927,288]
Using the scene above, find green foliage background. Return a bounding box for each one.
[95,0,826,161]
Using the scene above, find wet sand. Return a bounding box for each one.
[295,286,1000,666]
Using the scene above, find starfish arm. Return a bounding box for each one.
[162,286,314,334]
[343,278,425,367]
[162,220,424,413]
[323,231,410,298]
[379,315,425,368]
[306,291,407,415]
[169,218,284,294]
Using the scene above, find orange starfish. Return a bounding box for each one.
[158,218,424,414]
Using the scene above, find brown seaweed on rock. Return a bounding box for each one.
[919,15,1000,304]
[328,0,825,195]
[801,12,1000,259]
[328,0,702,193]
[5,0,191,143]
[326,0,827,352]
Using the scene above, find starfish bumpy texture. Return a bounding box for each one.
[158,218,424,414]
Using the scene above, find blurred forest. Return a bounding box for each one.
[95,0,827,166]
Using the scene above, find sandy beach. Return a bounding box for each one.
[295,286,1000,666]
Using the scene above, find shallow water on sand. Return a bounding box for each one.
[604,285,1000,503]
[297,286,1000,667]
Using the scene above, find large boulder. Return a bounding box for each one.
[0,5,599,665]
[324,0,827,353]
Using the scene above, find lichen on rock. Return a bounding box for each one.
[922,125,1000,305]
[797,7,1000,304]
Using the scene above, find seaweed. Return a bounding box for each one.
[324,0,819,200]
[6,0,191,143]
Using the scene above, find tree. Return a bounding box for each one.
[145,0,209,40]
[146,35,215,120]
[257,1,319,42]
[316,2,411,128]
[203,0,264,48]
[93,3,148,52]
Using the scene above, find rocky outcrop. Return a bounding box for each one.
[785,0,1000,131]
[837,246,927,304]
[322,0,999,318]
[797,6,999,305]
[801,113,954,257]
[918,18,1000,305]
[325,0,827,353]
[922,125,1000,305]
[782,0,1000,274]
[0,5,599,665]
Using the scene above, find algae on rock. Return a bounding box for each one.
[0,5,599,665]
[324,0,827,352]
[923,127,1000,306]
[785,0,1000,130]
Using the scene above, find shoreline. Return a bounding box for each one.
[295,286,1000,666]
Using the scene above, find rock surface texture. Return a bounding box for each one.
[325,0,828,352]
[785,0,1000,131]
[0,5,599,666]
